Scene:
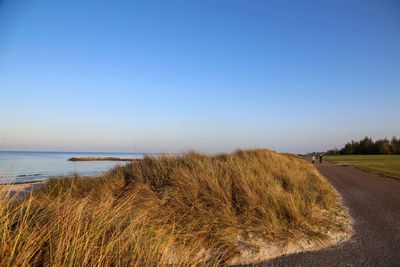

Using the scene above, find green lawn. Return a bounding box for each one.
[325,155,400,181]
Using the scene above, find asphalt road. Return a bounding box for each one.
[253,160,400,266]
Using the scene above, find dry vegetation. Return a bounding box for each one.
[0,149,348,266]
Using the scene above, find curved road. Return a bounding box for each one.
[255,160,400,266]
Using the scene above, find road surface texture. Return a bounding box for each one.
[247,160,400,266]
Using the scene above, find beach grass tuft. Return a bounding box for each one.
[1,149,345,266]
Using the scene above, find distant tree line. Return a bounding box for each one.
[327,136,400,155]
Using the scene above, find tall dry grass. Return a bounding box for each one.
[0,149,344,266]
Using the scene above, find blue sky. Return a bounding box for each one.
[1,0,399,153]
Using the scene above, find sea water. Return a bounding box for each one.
[0,151,147,183]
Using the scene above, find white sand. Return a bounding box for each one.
[0,181,46,198]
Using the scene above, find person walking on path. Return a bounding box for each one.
[319,154,323,163]
[312,156,315,164]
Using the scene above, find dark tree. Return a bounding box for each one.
[327,136,400,155]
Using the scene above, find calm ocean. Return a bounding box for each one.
[0,151,147,184]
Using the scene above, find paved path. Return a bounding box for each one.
[255,160,400,266]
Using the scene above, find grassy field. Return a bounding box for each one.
[1,149,347,266]
[325,155,400,181]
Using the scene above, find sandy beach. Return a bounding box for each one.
[1,181,46,198]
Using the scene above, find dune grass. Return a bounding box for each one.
[325,155,400,181]
[0,149,346,266]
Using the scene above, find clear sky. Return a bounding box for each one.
[1,0,399,153]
